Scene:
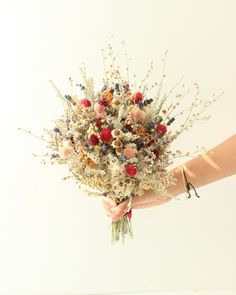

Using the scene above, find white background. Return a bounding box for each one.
[0,0,236,294]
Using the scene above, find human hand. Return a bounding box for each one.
[102,197,129,222]
[102,190,172,222]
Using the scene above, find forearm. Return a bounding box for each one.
[171,134,236,194]
[132,134,236,209]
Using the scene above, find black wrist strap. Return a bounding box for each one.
[182,167,200,199]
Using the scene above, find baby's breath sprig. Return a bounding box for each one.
[18,128,47,142]
[139,60,154,94]
[79,63,96,101]
[48,80,68,107]
[174,91,223,136]
[154,50,168,103]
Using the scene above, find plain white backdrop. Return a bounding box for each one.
[1,0,236,294]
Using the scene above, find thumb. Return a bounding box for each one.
[110,199,129,222]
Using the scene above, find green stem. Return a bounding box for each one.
[111,216,133,244]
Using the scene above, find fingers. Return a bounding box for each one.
[102,196,117,218]
[102,197,129,222]
[109,200,129,222]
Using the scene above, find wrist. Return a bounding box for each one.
[166,166,186,198]
[131,189,168,209]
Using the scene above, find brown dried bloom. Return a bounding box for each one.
[59,146,74,159]
[101,90,113,102]
[112,139,122,148]
[136,126,149,138]
[112,129,121,137]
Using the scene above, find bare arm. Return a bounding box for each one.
[168,133,236,196]
[103,134,236,221]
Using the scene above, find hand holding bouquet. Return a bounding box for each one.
[21,41,222,244]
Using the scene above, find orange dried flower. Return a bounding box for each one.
[123,147,138,159]
[87,159,97,168]
[59,146,74,159]
[136,126,149,138]
[101,90,113,102]
[130,106,146,122]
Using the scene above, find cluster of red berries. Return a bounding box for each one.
[125,164,138,177]
[135,92,143,102]
[89,134,99,145]
[155,124,167,135]
[100,128,112,143]
[98,98,109,106]
[130,92,143,104]
[89,128,113,146]
[80,98,91,107]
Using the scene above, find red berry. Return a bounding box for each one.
[130,97,135,104]
[89,134,99,145]
[100,128,113,143]
[155,124,167,135]
[135,92,143,102]
[123,124,133,132]
[95,117,102,128]
[80,98,91,107]
[98,98,109,106]
[146,139,155,147]
[153,149,160,158]
[125,165,138,177]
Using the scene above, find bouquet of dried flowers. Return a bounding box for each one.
[20,41,222,244]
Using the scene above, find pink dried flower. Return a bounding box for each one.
[123,147,137,159]
[130,106,146,122]
[94,102,106,118]
[80,98,91,107]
